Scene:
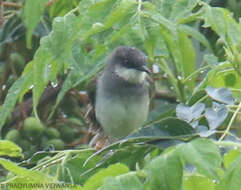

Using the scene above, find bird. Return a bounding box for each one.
[85,46,151,149]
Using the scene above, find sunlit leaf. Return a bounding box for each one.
[0,140,22,157]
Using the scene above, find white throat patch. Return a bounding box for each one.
[114,65,146,84]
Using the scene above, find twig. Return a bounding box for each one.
[2,2,23,8]
[219,101,241,141]
[154,90,177,103]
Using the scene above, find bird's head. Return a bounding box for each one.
[108,46,150,84]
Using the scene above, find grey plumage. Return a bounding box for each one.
[86,46,151,147]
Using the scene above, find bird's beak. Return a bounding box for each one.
[137,65,151,74]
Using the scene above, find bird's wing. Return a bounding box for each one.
[85,73,108,148]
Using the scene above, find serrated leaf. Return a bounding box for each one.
[176,103,205,123]
[83,163,129,190]
[203,6,228,44]
[0,74,31,133]
[0,140,22,157]
[176,138,222,179]
[170,0,200,22]
[205,104,228,130]
[32,13,79,116]
[23,0,48,48]
[205,86,235,105]
[48,42,104,120]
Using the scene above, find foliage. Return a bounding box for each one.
[0,0,241,189]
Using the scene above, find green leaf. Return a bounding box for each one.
[0,140,22,157]
[178,24,211,50]
[48,42,104,120]
[205,86,235,105]
[184,174,215,190]
[170,0,200,22]
[216,155,241,190]
[223,149,241,169]
[203,6,228,44]
[178,30,196,90]
[176,138,221,179]
[99,172,143,190]
[23,0,48,48]
[133,117,194,138]
[193,62,233,93]
[32,13,79,116]
[0,158,50,180]
[144,151,183,190]
[83,163,129,190]
[0,74,31,133]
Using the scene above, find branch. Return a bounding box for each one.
[2,2,23,8]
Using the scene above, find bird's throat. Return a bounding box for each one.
[114,65,146,84]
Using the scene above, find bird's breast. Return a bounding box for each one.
[95,82,149,139]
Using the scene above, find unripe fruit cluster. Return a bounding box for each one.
[4,117,78,156]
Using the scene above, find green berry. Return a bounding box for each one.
[59,125,76,143]
[18,140,31,151]
[45,127,60,139]
[23,117,44,139]
[44,139,65,150]
[5,129,20,143]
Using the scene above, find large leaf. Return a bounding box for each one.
[32,13,79,116]
[184,174,215,190]
[99,172,143,190]
[23,0,48,48]
[144,151,183,190]
[176,138,221,179]
[83,163,129,190]
[178,30,196,90]
[216,155,241,190]
[0,74,31,133]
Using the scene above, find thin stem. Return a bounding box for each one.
[183,65,211,84]
[159,59,184,102]
[219,101,241,141]
[230,88,241,93]
[215,130,241,142]
[193,94,208,105]
[137,0,142,12]
[228,109,241,116]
